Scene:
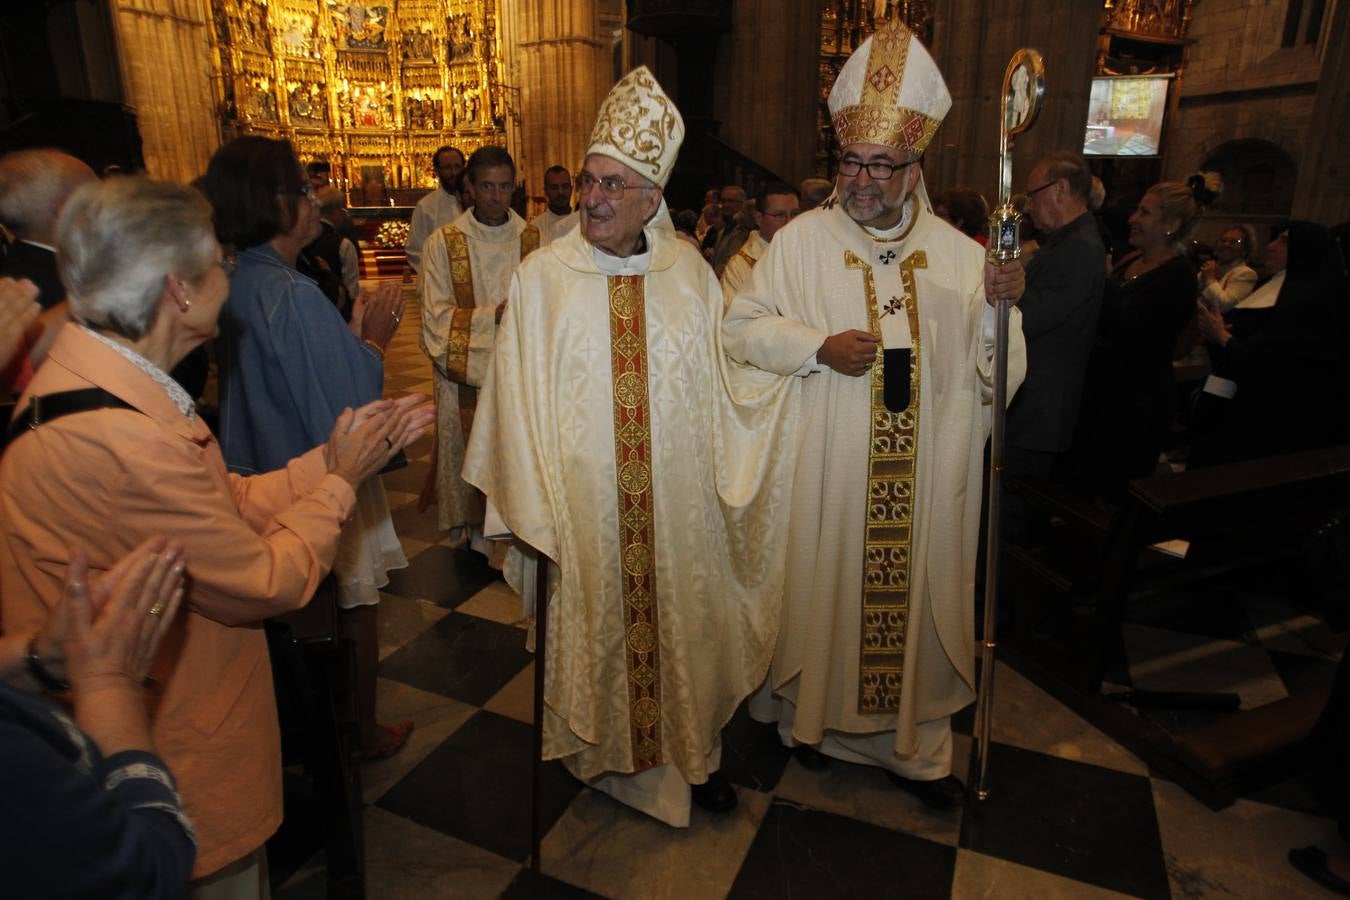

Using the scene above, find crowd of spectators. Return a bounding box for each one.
[1,135,1347,896]
[0,142,432,897]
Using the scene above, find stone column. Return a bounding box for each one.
[499,0,618,205]
[926,0,1100,203]
[1291,0,1350,223]
[109,0,219,184]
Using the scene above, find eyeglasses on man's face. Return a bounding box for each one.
[837,158,917,180]
[577,170,655,200]
[1025,179,1058,199]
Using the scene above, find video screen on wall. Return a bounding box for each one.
[1083,76,1170,157]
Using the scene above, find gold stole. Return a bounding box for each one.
[607,274,662,771]
[846,248,927,714]
[441,223,540,434]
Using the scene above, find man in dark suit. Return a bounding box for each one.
[0,149,97,310]
[1005,152,1105,527]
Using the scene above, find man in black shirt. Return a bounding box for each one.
[1006,152,1106,508]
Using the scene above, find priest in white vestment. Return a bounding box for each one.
[529,164,580,246]
[405,146,465,273]
[723,17,1028,810]
[463,67,794,827]
[720,181,801,309]
[419,146,539,545]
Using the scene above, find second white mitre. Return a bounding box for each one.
[585,65,685,187]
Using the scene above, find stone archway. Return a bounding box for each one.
[1199,138,1297,218]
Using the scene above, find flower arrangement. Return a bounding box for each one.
[375,220,410,249]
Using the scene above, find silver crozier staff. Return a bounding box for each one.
[974,48,1045,802]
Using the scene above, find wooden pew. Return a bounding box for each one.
[1000,444,1350,807]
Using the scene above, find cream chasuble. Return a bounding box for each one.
[405,188,463,273]
[722,200,1026,759]
[419,208,539,532]
[462,222,794,788]
[719,229,767,310]
[530,208,579,246]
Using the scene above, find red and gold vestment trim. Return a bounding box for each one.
[606,274,663,771]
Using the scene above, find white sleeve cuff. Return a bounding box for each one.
[793,354,826,377]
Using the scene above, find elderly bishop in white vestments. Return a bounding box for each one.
[463,67,794,827]
[723,17,1028,810]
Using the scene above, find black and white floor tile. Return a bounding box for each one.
[274,295,1345,899]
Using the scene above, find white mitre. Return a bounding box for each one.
[827,17,950,155]
[586,65,685,188]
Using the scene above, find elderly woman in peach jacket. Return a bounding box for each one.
[0,177,431,895]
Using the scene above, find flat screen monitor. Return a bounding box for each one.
[1083,75,1170,157]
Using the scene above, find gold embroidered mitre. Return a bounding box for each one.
[827,17,950,155]
[586,65,685,188]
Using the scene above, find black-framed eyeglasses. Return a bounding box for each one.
[1025,179,1059,198]
[577,171,655,200]
[761,209,800,220]
[837,158,917,180]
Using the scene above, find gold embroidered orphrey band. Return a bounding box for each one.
[441,223,540,432]
[607,274,663,770]
[846,247,927,714]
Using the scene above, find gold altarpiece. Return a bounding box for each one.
[206,0,507,203]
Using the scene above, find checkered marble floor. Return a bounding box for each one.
[275,291,1346,899]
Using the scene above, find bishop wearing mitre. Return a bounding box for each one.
[463,67,795,827]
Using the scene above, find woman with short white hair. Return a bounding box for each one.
[0,175,431,897]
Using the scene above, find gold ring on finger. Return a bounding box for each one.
[148,603,165,617]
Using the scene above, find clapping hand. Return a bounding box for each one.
[1195,299,1231,347]
[325,395,435,487]
[0,277,41,370]
[64,538,186,694]
[352,282,405,351]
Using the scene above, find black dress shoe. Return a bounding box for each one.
[691,772,738,813]
[794,745,830,771]
[1289,846,1350,897]
[886,772,967,810]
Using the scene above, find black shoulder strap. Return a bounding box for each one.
[2,388,138,454]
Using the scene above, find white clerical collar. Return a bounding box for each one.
[862,197,915,242]
[1237,270,1284,309]
[592,236,653,276]
[470,211,513,232]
